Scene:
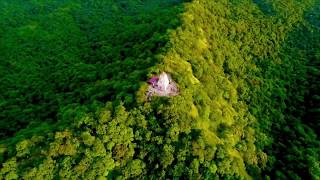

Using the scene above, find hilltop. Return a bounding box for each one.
[0,0,319,179]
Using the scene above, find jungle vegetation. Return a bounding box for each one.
[0,0,319,179]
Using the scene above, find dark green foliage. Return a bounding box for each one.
[0,0,319,179]
[260,5,320,178]
[0,0,183,138]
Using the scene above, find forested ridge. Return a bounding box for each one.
[0,0,319,179]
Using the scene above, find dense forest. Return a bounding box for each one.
[0,0,319,179]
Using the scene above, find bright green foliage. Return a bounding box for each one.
[1,0,320,179]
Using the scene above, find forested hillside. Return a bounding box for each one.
[0,0,186,138]
[0,0,319,179]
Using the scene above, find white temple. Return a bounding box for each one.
[158,72,170,91]
[146,72,179,99]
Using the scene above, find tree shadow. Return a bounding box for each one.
[252,0,276,16]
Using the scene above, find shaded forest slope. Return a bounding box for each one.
[0,0,184,138]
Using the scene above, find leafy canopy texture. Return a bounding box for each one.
[0,0,320,179]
